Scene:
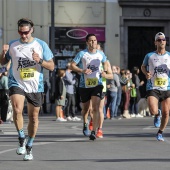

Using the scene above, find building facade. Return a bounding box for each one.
[119,0,170,69]
[0,0,121,71]
[0,0,170,75]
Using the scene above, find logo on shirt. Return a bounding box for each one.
[87,65,98,72]
[17,57,36,70]
[153,66,167,76]
[154,58,159,62]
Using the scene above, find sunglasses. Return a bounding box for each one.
[156,38,166,42]
[18,28,31,35]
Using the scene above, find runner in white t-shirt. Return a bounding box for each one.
[141,32,170,142]
[70,34,112,140]
[0,18,54,160]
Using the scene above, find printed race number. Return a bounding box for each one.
[20,68,36,80]
[154,78,168,87]
[85,78,98,87]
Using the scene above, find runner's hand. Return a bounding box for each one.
[101,71,107,78]
[145,72,152,79]
[83,69,92,75]
[32,49,41,63]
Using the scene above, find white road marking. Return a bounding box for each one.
[0,139,86,155]
[2,132,18,135]
[0,148,16,154]
[0,124,85,155]
[143,126,170,130]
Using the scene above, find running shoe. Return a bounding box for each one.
[89,131,96,141]
[16,137,26,155]
[83,123,90,136]
[56,117,67,122]
[66,116,73,121]
[154,115,161,128]
[156,133,164,141]
[56,117,61,121]
[130,113,136,118]
[96,129,103,138]
[23,146,33,161]
[72,116,81,121]
[89,119,93,131]
[135,114,143,118]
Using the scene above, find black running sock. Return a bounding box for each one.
[157,129,163,134]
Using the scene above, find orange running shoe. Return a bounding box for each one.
[89,119,93,131]
[96,129,103,138]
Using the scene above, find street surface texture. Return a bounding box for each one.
[0,115,170,170]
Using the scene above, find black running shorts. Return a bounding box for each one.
[9,86,44,107]
[79,85,103,103]
[147,89,170,102]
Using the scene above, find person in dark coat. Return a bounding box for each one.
[55,69,67,122]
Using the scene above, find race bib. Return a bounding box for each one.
[85,78,98,87]
[20,68,37,80]
[154,78,168,87]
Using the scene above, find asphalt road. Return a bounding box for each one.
[0,115,170,170]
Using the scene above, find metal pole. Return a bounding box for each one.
[51,0,55,54]
[50,0,56,102]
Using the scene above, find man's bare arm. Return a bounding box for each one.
[70,61,83,73]
[70,61,92,75]
[102,61,113,79]
[141,64,151,79]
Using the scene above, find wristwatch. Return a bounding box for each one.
[39,58,43,65]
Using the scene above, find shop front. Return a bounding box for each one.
[49,26,105,102]
[50,26,105,69]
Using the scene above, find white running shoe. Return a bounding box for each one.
[67,116,73,121]
[56,117,61,121]
[16,137,26,155]
[72,116,81,121]
[130,113,136,118]
[56,117,67,122]
[23,146,33,161]
[135,114,144,118]
[59,117,67,122]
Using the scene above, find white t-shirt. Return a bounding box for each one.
[143,51,170,91]
[6,38,54,93]
[73,49,107,88]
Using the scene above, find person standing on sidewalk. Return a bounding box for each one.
[63,62,81,121]
[130,66,144,118]
[141,32,170,141]
[0,18,54,160]
[55,69,67,122]
[121,70,134,118]
[70,34,111,140]
[104,65,120,119]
